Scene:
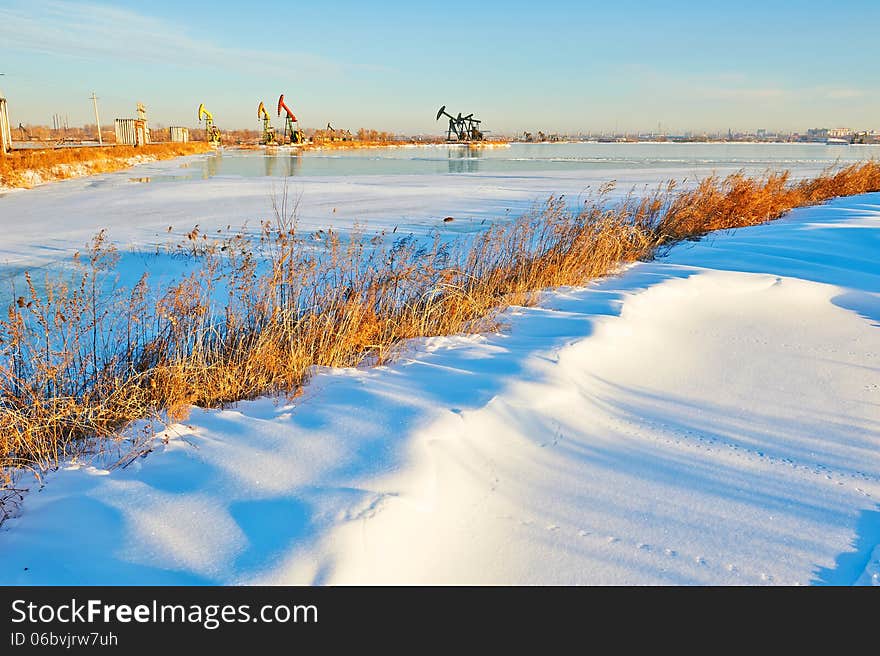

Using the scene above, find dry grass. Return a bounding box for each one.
[656,165,880,242]
[0,143,213,188]
[1,162,879,511]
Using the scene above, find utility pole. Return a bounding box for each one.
[0,74,8,155]
[90,92,102,144]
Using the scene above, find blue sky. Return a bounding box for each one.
[1,0,878,134]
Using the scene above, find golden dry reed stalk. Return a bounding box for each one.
[0,142,212,188]
[1,162,879,510]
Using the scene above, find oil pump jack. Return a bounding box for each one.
[436,105,484,142]
[277,94,304,145]
[258,101,276,145]
[198,103,221,145]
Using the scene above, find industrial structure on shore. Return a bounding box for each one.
[258,101,276,145]
[0,89,355,150]
[25,83,880,149]
[169,126,189,143]
[277,94,304,145]
[198,103,221,145]
[1,82,500,151]
[114,102,150,146]
[436,105,485,142]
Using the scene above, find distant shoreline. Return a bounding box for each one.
[3,139,877,191]
[296,139,511,152]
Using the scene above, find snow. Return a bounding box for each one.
[0,190,878,586]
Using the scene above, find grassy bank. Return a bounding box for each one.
[0,142,213,189]
[1,162,879,511]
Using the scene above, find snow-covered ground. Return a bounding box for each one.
[1,191,877,586]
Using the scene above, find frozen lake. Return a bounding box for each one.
[2,142,879,287]
[132,142,880,180]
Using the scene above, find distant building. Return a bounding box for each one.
[827,127,853,138]
[852,131,880,145]
[115,103,151,146]
[169,126,189,143]
[115,118,150,146]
